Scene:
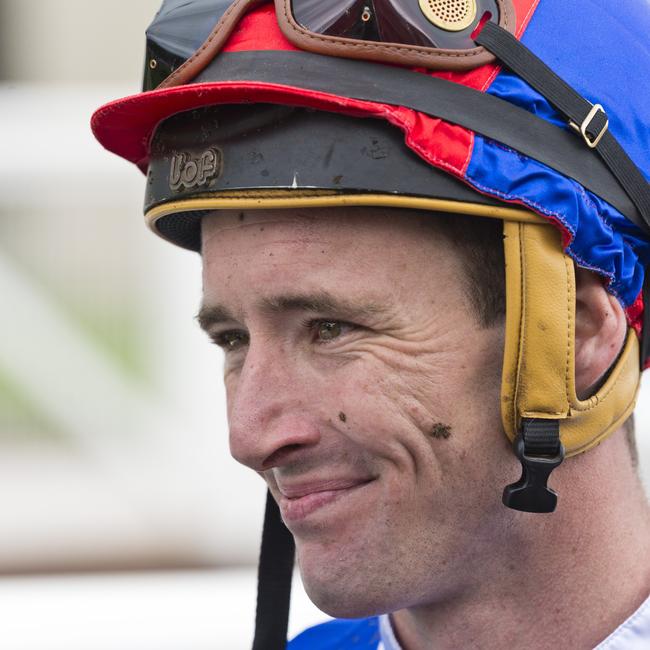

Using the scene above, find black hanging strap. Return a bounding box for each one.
[475,21,650,234]
[252,490,295,650]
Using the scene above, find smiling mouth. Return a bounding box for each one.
[278,478,375,524]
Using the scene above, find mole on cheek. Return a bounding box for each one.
[429,422,452,439]
[338,411,347,423]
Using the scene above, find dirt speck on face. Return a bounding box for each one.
[338,411,347,423]
[429,422,451,439]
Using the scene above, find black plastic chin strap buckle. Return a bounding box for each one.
[503,418,565,513]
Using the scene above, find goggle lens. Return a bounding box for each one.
[291,0,499,50]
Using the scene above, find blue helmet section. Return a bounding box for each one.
[520,0,650,177]
[467,0,650,313]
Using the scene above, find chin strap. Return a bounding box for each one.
[500,221,641,513]
[252,490,295,650]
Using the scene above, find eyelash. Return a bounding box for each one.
[211,319,356,351]
[302,318,356,344]
[211,330,249,351]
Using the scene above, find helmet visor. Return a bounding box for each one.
[291,0,499,50]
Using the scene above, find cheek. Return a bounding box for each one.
[342,339,506,489]
[330,356,449,476]
[223,348,365,445]
[366,346,460,436]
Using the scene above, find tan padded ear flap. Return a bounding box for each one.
[501,221,641,457]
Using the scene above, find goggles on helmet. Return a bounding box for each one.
[143,0,514,93]
[287,0,500,48]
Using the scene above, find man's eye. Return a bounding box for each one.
[213,330,249,350]
[313,320,352,342]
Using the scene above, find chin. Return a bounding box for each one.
[297,546,400,619]
[302,577,392,619]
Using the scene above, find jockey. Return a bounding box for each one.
[92,1,650,647]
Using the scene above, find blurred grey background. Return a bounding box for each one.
[0,1,648,648]
[0,0,265,575]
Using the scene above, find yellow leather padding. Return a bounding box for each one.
[501,221,641,456]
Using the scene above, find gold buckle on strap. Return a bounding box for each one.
[569,103,609,149]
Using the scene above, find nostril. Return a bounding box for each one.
[261,443,304,470]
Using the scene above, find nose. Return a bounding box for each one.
[227,342,321,472]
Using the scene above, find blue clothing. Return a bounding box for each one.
[289,593,650,650]
[289,617,381,649]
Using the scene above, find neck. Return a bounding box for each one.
[392,433,650,650]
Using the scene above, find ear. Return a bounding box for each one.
[574,267,627,399]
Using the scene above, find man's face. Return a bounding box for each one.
[200,207,511,617]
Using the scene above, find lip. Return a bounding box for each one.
[277,478,375,523]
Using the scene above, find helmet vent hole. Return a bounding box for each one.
[419,0,477,31]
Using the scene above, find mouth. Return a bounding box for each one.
[277,478,376,524]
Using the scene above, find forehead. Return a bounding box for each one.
[201,206,452,256]
[200,207,464,309]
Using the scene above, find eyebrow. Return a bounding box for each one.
[196,291,386,332]
[196,304,235,332]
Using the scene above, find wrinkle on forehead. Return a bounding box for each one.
[200,206,442,250]
[201,209,323,251]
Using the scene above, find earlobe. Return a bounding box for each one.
[574,267,628,399]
